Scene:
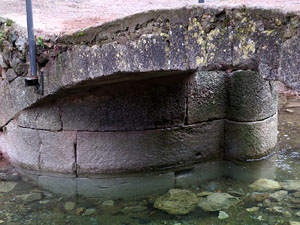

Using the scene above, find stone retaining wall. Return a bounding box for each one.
[0,4,290,197]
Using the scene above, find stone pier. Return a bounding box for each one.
[0,2,300,198]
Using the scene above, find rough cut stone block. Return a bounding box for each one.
[188,71,226,124]
[18,106,62,131]
[0,121,40,170]
[38,176,76,196]
[39,131,76,173]
[225,114,278,161]
[227,70,278,122]
[77,120,224,174]
[60,75,188,131]
[77,173,174,199]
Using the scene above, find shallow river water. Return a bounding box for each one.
[1,94,300,225]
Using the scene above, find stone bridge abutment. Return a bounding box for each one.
[0,4,298,198]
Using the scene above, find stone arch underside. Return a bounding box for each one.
[0,5,298,197]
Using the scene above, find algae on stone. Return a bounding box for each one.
[154,189,198,215]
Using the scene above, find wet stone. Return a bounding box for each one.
[251,192,269,202]
[198,193,240,212]
[218,211,229,220]
[154,189,198,215]
[246,207,259,212]
[16,193,42,202]
[282,180,300,191]
[82,208,96,216]
[269,190,288,202]
[0,182,17,193]
[101,200,114,207]
[64,202,76,211]
[249,179,281,192]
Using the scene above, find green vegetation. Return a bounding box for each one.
[5,19,13,27]
[37,36,45,48]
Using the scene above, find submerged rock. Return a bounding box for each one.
[269,190,288,202]
[249,179,281,191]
[154,189,198,215]
[218,211,229,219]
[82,208,96,216]
[16,193,42,202]
[121,206,147,214]
[198,193,240,212]
[290,222,300,225]
[64,202,75,211]
[282,180,300,191]
[246,207,259,212]
[0,181,17,193]
[267,207,292,217]
[101,200,114,207]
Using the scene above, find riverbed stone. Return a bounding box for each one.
[16,193,42,202]
[249,179,281,192]
[269,190,288,202]
[64,202,76,211]
[198,193,240,212]
[77,120,224,174]
[218,211,229,219]
[282,180,300,191]
[154,189,198,215]
[0,181,17,192]
[121,206,147,214]
[5,69,17,82]
[187,71,226,124]
[225,114,277,161]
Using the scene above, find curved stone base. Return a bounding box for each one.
[225,114,278,161]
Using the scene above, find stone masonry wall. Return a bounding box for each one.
[0,4,290,197]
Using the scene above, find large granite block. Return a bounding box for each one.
[225,114,277,161]
[187,71,226,124]
[77,120,224,175]
[17,106,62,131]
[226,70,278,122]
[39,131,76,174]
[0,121,40,170]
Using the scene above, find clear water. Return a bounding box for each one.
[2,95,300,225]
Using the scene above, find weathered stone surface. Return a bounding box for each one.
[38,176,76,196]
[0,120,40,170]
[249,179,281,192]
[16,193,42,202]
[281,180,300,191]
[39,131,76,173]
[0,181,17,192]
[77,120,224,174]
[77,173,174,199]
[279,37,300,91]
[18,106,62,131]
[269,190,288,202]
[5,69,17,82]
[198,193,240,212]
[60,75,188,131]
[0,77,39,128]
[154,189,198,215]
[226,70,278,122]
[225,114,277,161]
[188,71,226,124]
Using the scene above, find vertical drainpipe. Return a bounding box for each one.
[25,0,42,90]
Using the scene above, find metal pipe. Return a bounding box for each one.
[25,0,37,77]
